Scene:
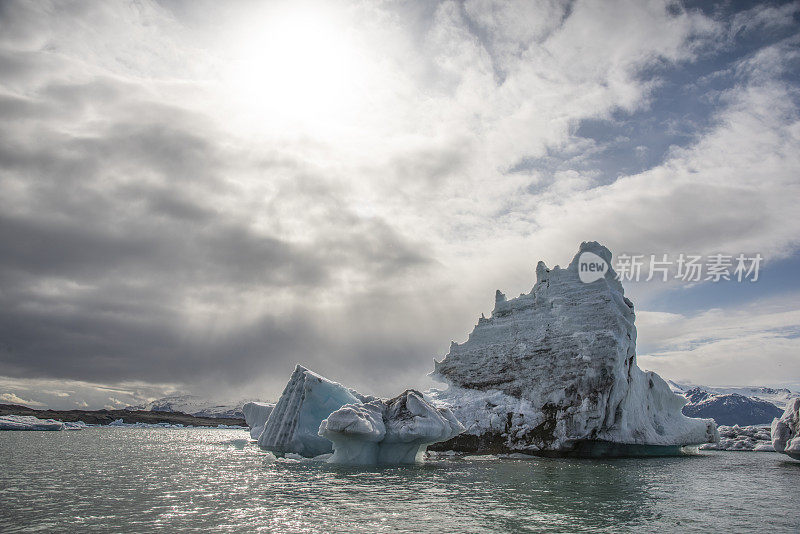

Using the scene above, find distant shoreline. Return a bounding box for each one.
[0,403,247,428]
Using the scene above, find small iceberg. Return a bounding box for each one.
[108,419,187,428]
[700,425,773,451]
[64,420,88,431]
[319,389,464,465]
[242,401,274,439]
[0,415,66,431]
[258,365,370,457]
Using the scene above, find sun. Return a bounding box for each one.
[224,3,367,137]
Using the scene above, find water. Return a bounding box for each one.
[1,428,798,533]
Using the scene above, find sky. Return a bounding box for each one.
[0,0,799,410]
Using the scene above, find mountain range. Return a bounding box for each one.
[125,394,264,419]
[668,381,798,426]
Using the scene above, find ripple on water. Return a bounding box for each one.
[0,428,798,533]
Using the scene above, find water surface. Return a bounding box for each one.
[1,428,797,533]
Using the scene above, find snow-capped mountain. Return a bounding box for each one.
[680,387,783,426]
[126,394,263,419]
[668,381,799,409]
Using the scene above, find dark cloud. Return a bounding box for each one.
[0,4,437,398]
[2,0,798,405]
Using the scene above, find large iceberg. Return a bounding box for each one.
[258,365,368,456]
[319,390,464,465]
[0,415,65,431]
[242,401,275,440]
[771,398,800,460]
[429,242,717,455]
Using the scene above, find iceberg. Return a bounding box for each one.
[258,365,367,457]
[319,401,386,465]
[771,398,800,460]
[429,242,718,455]
[700,425,773,451]
[108,418,186,428]
[0,415,65,431]
[319,390,464,465]
[242,401,275,440]
[64,420,88,430]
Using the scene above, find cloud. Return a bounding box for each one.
[0,392,45,407]
[0,0,798,405]
[0,376,178,410]
[637,292,800,388]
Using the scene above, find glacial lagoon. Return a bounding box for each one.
[2,428,798,533]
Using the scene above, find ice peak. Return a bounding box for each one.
[535,260,550,284]
[569,241,613,268]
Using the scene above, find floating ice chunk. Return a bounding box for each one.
[700,425,772,451]
[753,442,775,452]
[258,365,363,457]
[771,398,800,460]
[63,420,87,430]
[225,438,250,449]
[107,419,188,428]
[0,415,65,431]
[320,390,464,465]
[429,242,717,455]
[379,390,465,464]
[426,450,459,459]
[463,454,498,461]
[319,402,386,465]
[242,401,275,439]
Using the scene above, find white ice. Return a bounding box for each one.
[319,389,464,465]
[319,401,385,464]
[108,418,187,428]
[379,390,464,464]
[258,365,366,457]
[699,425,773,451]
[64,420,88,430]
[429,242,718,454]
[771,398,800,460]
[0,415,65,431]
[242,401,275,440]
